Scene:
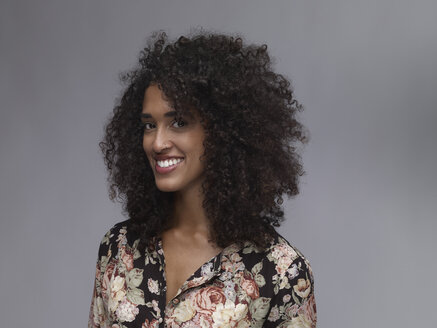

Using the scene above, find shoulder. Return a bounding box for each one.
[269,230,314,272]
[267,230,312,266]
[241,230,313,266]
[235,229,316,301]
[95,219,135,259]
[98,219,131,243]
[239,229,314,280]
[265,230,315,296]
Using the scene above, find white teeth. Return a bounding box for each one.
[157,158,183,168]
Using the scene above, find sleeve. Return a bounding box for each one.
[263,255,317,328]
[88,227,115,328]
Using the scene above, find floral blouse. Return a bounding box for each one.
[88,220,317,328]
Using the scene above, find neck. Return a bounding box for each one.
[169,184,210,235]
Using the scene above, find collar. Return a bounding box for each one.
[152,235,245,296]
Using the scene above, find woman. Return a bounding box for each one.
[88,31,317,328]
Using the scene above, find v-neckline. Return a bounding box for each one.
[154,235,228,306]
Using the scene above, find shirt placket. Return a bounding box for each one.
[150,236,167,328]
[154,237,224,328]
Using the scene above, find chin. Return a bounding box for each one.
[154,180,182,193]
[156,186,178,193]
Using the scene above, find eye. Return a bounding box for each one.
[142,122,155,131]
[141,119,187,133]
[172,119,187,128]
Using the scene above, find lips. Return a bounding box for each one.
[154,158,184,174]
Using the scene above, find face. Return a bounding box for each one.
[141,84,206,194]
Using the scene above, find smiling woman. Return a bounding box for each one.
[140,84,207,194]
[89,30,317,328]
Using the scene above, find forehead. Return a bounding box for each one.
[141,85,199,120]
[142,84,171,110]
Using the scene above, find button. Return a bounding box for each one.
[172,298,180,305]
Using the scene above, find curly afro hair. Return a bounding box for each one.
[99,30,309,253]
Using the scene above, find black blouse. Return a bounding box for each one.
[88,219,317,327]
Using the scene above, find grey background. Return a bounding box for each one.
[1,0,436,327]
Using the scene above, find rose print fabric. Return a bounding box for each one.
[88,219,317,328]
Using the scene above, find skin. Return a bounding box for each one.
[141,84,223,303]
[141,84,208,232]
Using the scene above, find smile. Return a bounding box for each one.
[155,158,184,174]
[157,158,184,168]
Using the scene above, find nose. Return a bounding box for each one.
[151,126,172,153]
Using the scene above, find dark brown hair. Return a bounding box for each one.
[99,30,309,253]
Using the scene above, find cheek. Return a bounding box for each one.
[191,132,206,155]
[186,141,205,159]
[142,137,150,153]
[142,138,153,163]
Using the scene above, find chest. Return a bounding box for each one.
[161,239,222,305]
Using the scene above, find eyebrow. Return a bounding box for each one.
[140,111,194,119]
